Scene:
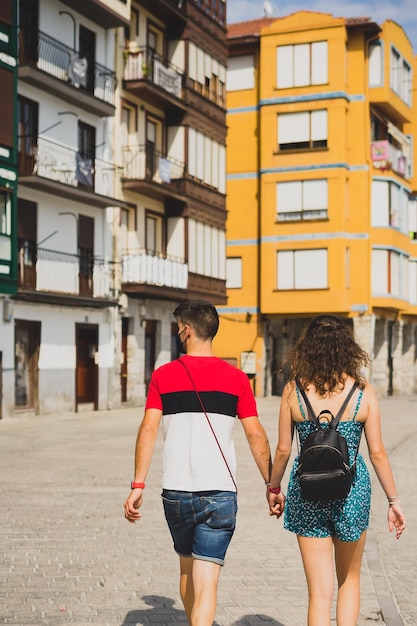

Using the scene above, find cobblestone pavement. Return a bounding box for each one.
[0,394,415,626]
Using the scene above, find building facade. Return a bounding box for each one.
[115,0,228,403]
[215,12,417,397]
[0,0,228,418]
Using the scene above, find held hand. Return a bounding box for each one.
[124,488,144,524]
[387,502,406,539]
[267,490,285,518]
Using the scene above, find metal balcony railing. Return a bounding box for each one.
[18,135,122,199]
[18,242,116,299]
[123,46,183,99]
[122,249,188,289]
[122,144,185,183]
[19,26,117,106]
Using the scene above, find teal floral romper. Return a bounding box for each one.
[283,387,371,541]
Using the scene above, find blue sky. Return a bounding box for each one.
[227,0,417,52]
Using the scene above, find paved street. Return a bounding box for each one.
[0,394,416,626]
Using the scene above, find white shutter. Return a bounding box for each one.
[390,251,400,296]
[196,221,204,274]
[226,55,255,91]
[205,53,211,78]
[211,141,219,189]
[311,110,327,141]
[311,41,328,85]
[277,45,293,88]
[226,257,242,288]
[372,249,388,293]
[294,44,310,86]
[218,144,226,194]
[278,112,309,144]
[197,47,205,84]
[204,224,211,276]
[212,228,219,278]
[188,127,197,177]
[204,136,211,185]
[408,198,417,232]
[369,42,382,86]
[196,132,204,180]
[277,250,294,289]
[188,219,196,272]
[277,181,302,214]
[294,249,327,289]
[390,183,399,228]
[219,229,226,279]
[371,180,389,226]
[409,260,417,304]
[401,254,408,299]
[303,179,328,210]
[189,42,197,81]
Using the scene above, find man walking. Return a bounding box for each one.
[124,299,272,626]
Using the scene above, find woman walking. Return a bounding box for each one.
[268,315,405,626]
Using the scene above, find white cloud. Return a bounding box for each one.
[227,0,417,49]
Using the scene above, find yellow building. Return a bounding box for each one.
[215,12,417,397]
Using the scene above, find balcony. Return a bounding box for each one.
[121,145,186,203]
[59,0,130,30]
[131,0,186,34]
[123,47,186,115]
[19,27,117,117]
[371,140,411,179]
[122,250,188,299]
[18,135,126,208]
[17,242,117,308]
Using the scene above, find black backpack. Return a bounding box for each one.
[296,382,359,502]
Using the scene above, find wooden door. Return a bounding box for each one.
[75,324,98,410]
[17,198,37,289]
[78,215,94,296]
[144,320,156,393]
[79,25,96,94]
[14,320,40,411]
[121,317,128,402]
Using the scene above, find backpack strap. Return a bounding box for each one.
[296,381,358,430]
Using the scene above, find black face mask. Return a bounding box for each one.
[176,330,186,354]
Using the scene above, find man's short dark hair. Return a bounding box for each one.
[173,299,219,340]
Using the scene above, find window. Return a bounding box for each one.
[276,179,328,221]
[276,41,327,88]
[369,42,383,87]
[188,128,225,193]
[226,55,255,91]
[390,46,412,106]
[277,249,328,290]
[145,211,164,256]
[409,260,417,303]
[188,219,226,279]
[390,47,401,94]
[409,198,417,239]
[371,180,409,232]
[402,60,412,106]
[120,101,137,148]
[372,248,408,298]
[277,110,327,151]
[226,257,242,288]
[0,191,12,267]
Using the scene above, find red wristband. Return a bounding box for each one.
[269,486,281,494]
[131,481,145,489]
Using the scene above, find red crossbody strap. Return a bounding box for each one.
[178,358,238,493]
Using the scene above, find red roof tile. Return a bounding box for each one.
[227,17,277,39]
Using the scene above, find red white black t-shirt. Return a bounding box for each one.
[145,355,257,492]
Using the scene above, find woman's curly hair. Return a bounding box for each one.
[286,315,369,395]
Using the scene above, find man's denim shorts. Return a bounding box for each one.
[161,489,238,566]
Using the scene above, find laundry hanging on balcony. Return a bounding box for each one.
[68,52,88,88]
[75,153,94,187]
